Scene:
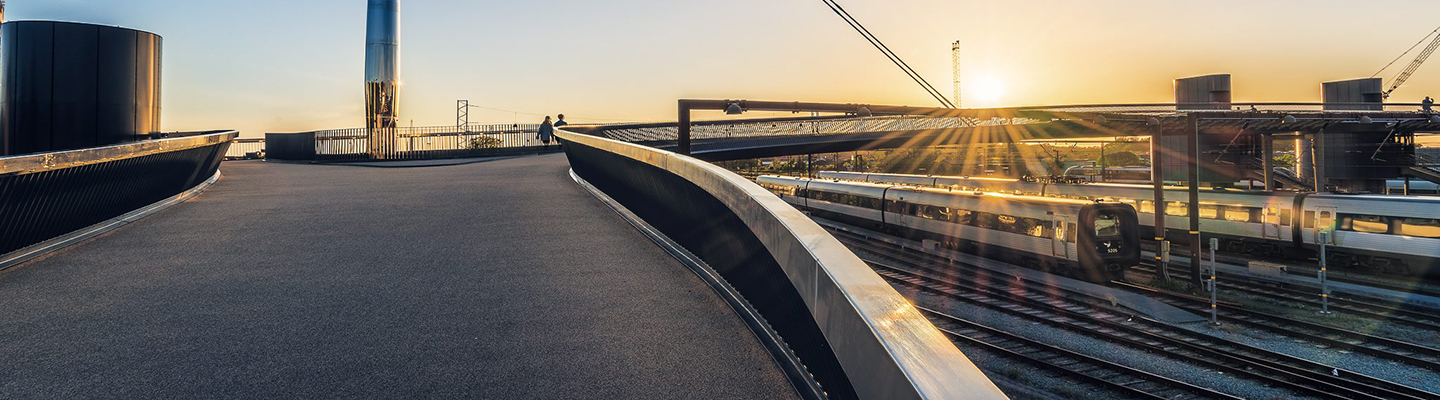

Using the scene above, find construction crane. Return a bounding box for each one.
[952,41,962,108]
[1375,25,1440,99]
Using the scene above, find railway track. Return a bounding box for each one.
[1109,277,1440,371]
[832,230,1436,400]
[920,306,1238,400]
[1139,242,1440,301]
[1130,263,1440,332]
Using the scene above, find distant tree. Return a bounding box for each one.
[1274,153,1297,169]
[1103,151,1144,167]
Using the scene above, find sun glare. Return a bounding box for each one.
[971,76,1007,106]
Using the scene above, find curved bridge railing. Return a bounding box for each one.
[557,128,1007,400]
[0,130,236,261]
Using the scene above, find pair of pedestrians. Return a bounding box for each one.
[536,114,568,149]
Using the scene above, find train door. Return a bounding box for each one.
[1052,215,1069,259]
[1262,206,1282,240]
[1315,206,1337,245]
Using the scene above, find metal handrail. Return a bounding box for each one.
[556,127,1007,400]
[0,130,238,176]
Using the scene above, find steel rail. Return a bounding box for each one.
[1112,279,1440,371]
[919,307,1239,400]
[1129,263,1440,331]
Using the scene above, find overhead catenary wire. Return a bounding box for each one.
[821,0,953,108]
[819,0,957,108]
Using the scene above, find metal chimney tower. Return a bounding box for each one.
[951,41,962,108]
[365,0,400,156]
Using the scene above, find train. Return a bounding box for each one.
[756,175,1141,283]
[816,171,1440,279]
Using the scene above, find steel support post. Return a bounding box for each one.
[1187,114,1203,288]
[1319,231,1332,315]
[1151,130,1170,281]
[1209,238,1219,325]
[678,101,693,155]
[1261,133,1274,190]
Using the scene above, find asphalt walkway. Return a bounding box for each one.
[0,155,795,399]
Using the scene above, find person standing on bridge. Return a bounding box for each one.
[554,114,568,128]
[537,116,555,150]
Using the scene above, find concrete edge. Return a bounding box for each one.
[568,168,822,400]
[0,170,223,273]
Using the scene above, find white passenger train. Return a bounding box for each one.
[757,175,1141,283]
[817,171,1440,278]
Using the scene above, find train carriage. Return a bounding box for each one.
[1300,194,1440,276]
[757,175,1142,283]
[822,171,1440,278]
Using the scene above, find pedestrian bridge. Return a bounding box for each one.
[0,127,1004,399]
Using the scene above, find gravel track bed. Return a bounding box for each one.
[901,286,1315,400]
[1168,310,1440,395]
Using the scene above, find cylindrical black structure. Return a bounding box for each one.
[0,21,161,156]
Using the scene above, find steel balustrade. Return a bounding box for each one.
[556,127,1008,400]
[0,130,236,260]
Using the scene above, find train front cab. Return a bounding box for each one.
[1077,203,1141,282]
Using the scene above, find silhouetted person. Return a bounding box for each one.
[1423,96,1434,114]
[554,114,568,128]
[537,116,554,150]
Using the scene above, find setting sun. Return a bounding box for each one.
[970,76,1007,106]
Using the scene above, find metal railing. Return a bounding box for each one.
[585,115,994,143]
[0,130,236,260]
[225,138,266,160]
[572,101,1439,146]
[556,127,1007,400]
[267,123,560,161]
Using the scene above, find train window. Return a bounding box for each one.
[953,209,974,224]
[918,205,950,221]
[1137,200,1155,214]
[1303,211,1315,228]
[1095,214,1123,238]
[1165,202,1187,217]
[1055,222,1066,241]
[997,215,1018,234]
[885,200,906,213]
[974,212,999,229]
[1340,214,1390,234]
[1223,207,1252,223]
[1280,209,1291,226]
[1067,222,1078,243]
[1318,211,1334,229]
[1400,218,1440,238]
[1199,205,1219,220]
[1022,218,1049,237]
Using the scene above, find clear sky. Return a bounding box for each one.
[10,0,1440,138]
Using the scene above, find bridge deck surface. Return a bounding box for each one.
[0,155,795,399]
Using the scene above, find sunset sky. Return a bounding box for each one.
[11,0,1440,138]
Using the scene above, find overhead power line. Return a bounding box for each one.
[819,0,956,108]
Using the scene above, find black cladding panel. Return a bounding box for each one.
[13,22,55,154]
[98,25,140,146]
[0,21,162,156]
[52,23,101,150]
